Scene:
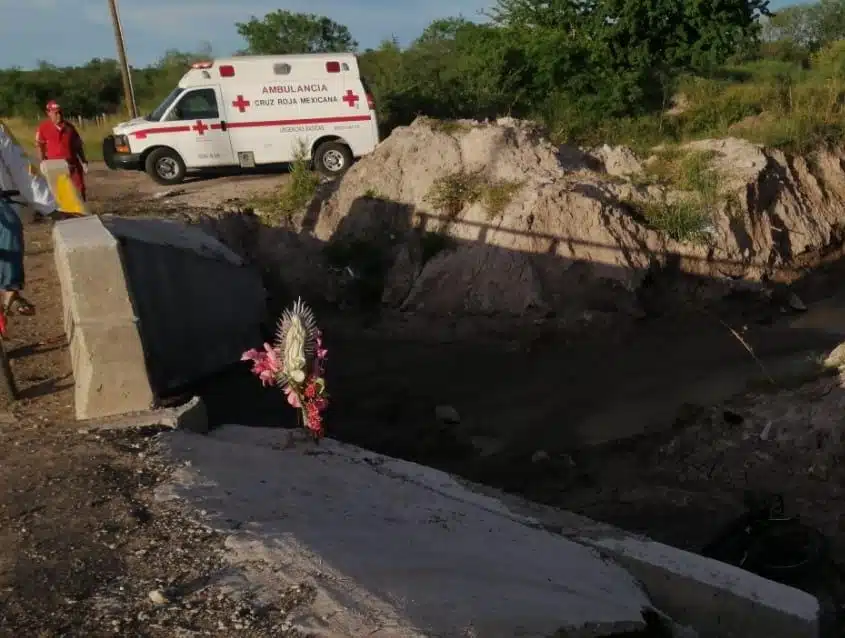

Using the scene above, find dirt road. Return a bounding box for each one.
[0,167,299,637]
[2,165,845,634]
[85,161,287,215]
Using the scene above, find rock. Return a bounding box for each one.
[590,144,644,177]
[435,405,460,425]
[153,188,185,199]
[824,342,845,368]
[787,292,807,312]
[470,436,505,458]
[148,590,169,605]
[531,450,551,463]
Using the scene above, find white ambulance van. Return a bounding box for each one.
[103,53,380,185]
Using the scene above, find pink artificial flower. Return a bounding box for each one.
[284,386,302,408]
[241,343,281,386]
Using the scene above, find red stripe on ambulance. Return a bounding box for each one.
[132,125,191,139]
[131,114,371,138]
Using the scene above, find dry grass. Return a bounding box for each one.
[425,169,523,218]
[0,115,123,162]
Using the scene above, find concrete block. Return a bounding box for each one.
[53,216,154,420]
[70,320,153,421]
[100,215,266,395]
[53,216,138,330]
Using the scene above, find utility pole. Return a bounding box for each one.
[107,0,138,118]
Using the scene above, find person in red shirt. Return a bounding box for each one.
[35,100,88,201]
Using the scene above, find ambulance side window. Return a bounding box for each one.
[168,89,219,121]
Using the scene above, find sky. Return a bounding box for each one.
[0,0,800,70]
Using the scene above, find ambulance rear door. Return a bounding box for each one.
[220,70,301,167]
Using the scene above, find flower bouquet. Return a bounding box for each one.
[241,298,328,440]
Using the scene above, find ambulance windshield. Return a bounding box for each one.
[148,88,185,121]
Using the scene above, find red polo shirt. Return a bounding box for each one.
[35,120,82,162]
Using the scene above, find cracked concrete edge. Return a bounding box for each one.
[457,480,819,638]
[209,437,816,638]
[78,396,209,434]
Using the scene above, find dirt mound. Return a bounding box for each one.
[306,116,845,317]
[204,117,845,319]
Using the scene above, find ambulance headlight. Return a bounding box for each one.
[114,135,130,152]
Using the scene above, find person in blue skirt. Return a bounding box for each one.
[0,192,34,317]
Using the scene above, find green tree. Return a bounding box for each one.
[236,11,358,55]
[415,17,474,44]
[763,0,845,49]
[487,0,590,31]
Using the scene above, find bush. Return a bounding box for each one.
[5,4,845,160]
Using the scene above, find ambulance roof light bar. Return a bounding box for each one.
[191,61,214,69]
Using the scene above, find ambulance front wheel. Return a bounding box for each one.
[313,142,353,177]
[145,148,186,185]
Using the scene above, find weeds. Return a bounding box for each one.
[264,141,320,225]
[425,169,523,218]
[483,180,524,218]
[430,119,472,135]
[627,198,712,243]
[646,149,723,212]
[633,148,724,241]
[426,170,483,216]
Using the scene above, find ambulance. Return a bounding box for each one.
[103,53,380,185]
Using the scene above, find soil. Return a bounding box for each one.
[3,161,845,635]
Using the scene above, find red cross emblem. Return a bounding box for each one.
[232,95,250,113]
[342,90,359,107]
[192,120,208,135]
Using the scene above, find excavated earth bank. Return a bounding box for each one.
[200,117,845,319]
[192,118,845,637]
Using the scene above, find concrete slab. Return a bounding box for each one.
[156,426,658,637]
[100,215,266,395]
[101,216,245,266]
[81,396,208,434]
[53,216,154,420]
[458,485,821,638]
[158,426,820,638]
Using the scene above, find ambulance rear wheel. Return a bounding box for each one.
[313,142,352,177]
[145,148,186,185]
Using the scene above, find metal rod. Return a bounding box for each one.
[107,0,138,118]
